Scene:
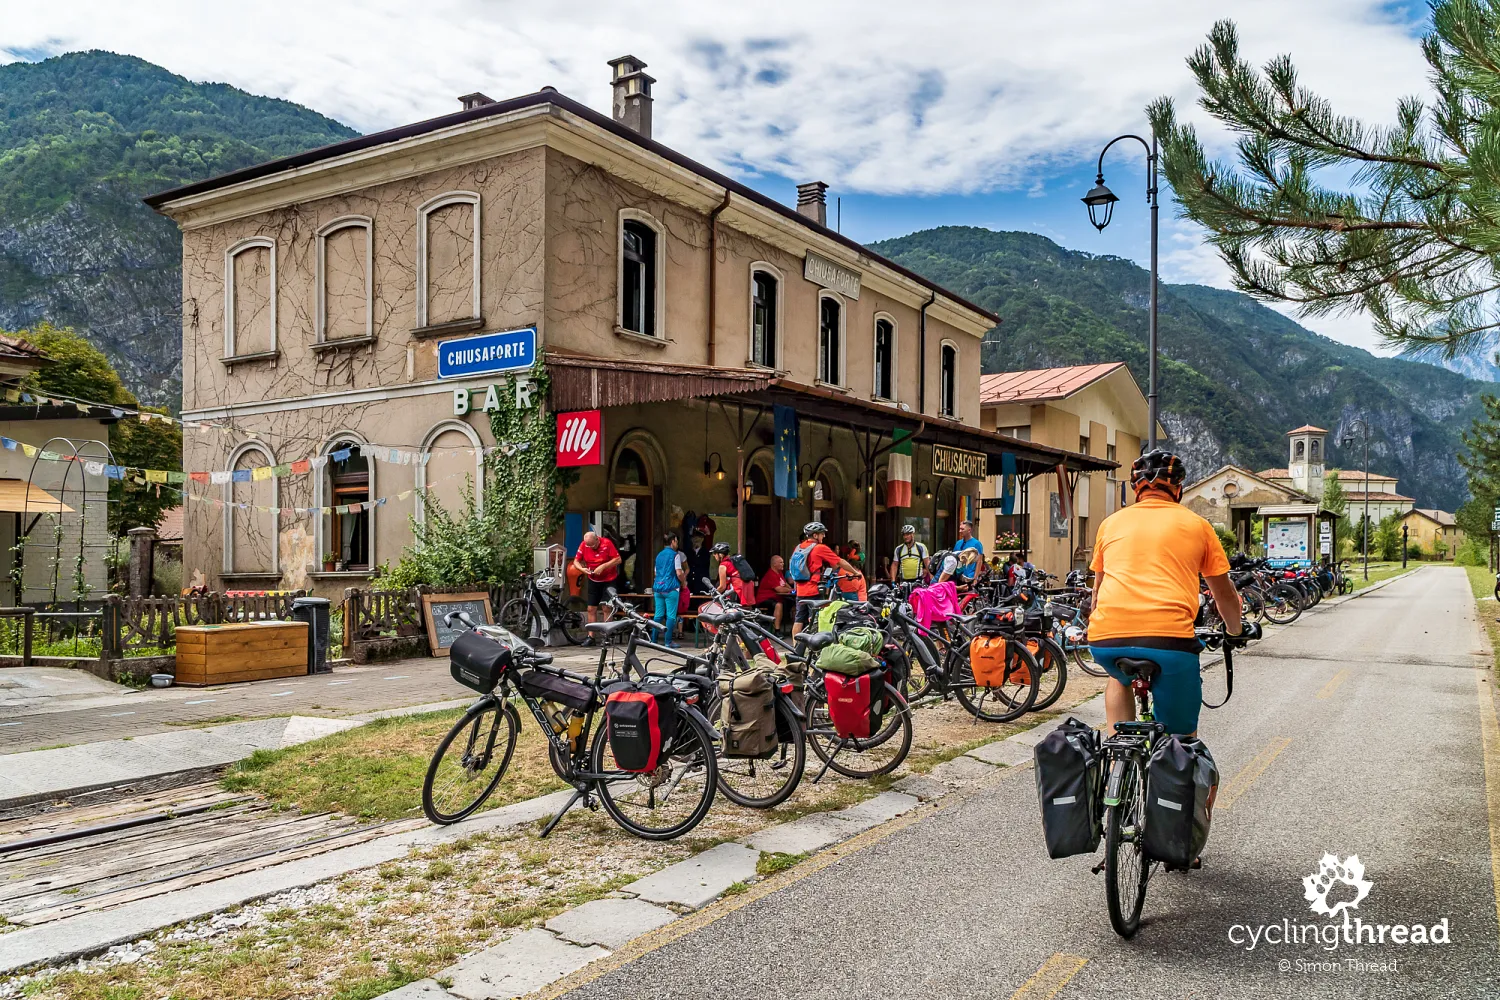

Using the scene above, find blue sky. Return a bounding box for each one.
[2,0,1438,352]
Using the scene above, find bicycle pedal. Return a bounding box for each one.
[1090,860,1105,875]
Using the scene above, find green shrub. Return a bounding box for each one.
[1456,537,1488,566]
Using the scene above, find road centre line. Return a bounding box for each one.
[1008,953,1088,999]
[1217,736,1293,811]
[1316,668,1351,700]
[532,759,1033,999]
[1475,671,1500,946]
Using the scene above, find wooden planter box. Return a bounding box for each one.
[175,621,309,686]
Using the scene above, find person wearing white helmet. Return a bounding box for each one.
[890,524,929,583]
[787,521,860,635]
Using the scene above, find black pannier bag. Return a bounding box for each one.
[718,667,778,758]
[449,631,512,694]
[1142,735,1219,867]
[1034,717,1103,858]
[518,667,598,713]
[604,681,680,772]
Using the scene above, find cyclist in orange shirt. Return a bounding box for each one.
[1088,450,1244,737]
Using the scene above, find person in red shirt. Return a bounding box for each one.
[790,521,861,635]
[755,554,795,633]
[571,531,622,630]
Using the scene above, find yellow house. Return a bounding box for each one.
[1398,508,1462,559]
[978,363,1158,577]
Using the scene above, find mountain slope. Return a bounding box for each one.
[0,51,357,405]
[872,227,1484,511]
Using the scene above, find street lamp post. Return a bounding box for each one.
[1083,133,1159,450]
[1341,419,1371,580]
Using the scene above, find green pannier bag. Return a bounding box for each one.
[838,626,885,656]
[816,600,848,633]
[717,667,779,758]
[817,641,879,676]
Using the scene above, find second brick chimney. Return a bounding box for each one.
[608,55,655,139]
[796,182,829,226]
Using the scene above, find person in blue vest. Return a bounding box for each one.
[652,530,688,647]
[953,520,985,587]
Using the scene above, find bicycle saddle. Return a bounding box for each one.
[795,631,837,653]
[584,619,637,638]
[698,608,744,627]
[802,599,835,611]
[1112,656,1161,684]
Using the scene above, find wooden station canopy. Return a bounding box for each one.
[0,479,73,514]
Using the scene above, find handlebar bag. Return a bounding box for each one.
[449,631,512,694]
[518,667,598,713]
[1142,735,1219,867]
[970,635,1009,687]
[718,667,779,758]
[816,641,878,677]
[1034,717,1103,858]
[824,669,883,740]
[603,681,680,772]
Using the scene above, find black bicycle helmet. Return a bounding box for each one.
[710,541,731,556]
[1130,448,1186,499]
[803,521,828,537]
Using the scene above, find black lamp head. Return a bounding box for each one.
[1082,175,1119,231]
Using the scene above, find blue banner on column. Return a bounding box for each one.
[1000,452,1016,515]
[774,405,800,500]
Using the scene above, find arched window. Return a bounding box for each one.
[1295,440,1306,460]
[1310,439,1321,461]
[324,440,372,571]
[874,316,896,400]
[417,191,481,329]
[751,269,779,368]
[224,238,276,359]
[939,341,958,417]
[746,462,771,501]
[619,213,663,337]
[316,217,373,342]
[417,420,484,524]
[615,447,649,487]
[818,293,843,385]
[223,443,278,576]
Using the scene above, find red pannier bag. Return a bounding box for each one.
[604,681,679,772]
[824,670,884,740]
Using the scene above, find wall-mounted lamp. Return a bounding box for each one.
[918,479,933,500]
[799,463,815,489]
[704,452,725,481]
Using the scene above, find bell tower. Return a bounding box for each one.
[1287,424,1327,496]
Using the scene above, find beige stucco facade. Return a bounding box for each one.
[159,96,992,595]
[1399,509,1462,558]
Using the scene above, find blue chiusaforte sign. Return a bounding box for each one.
[437,327,537,379]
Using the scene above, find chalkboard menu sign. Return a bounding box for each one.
[421,592,494,655]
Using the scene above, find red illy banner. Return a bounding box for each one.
[556,410,603,467]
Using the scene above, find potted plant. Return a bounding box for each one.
[995,530,1023,553]
[323,552,338,572]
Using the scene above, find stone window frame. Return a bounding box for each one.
[747,262,783,370]
[415,191,482,330]
[817,290,847,389]
[223,237,277,361]
[939,339,959,418]
[223,441,279,577]
[616,208,666,343]
[872,312,898,402]
[314,431,377,570]
[415,419,484,526]
[315,215,375,344]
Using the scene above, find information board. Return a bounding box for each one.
[1266,519,1310,561]
[421,592,494,655]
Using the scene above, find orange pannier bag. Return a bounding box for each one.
[971,635,1010,687]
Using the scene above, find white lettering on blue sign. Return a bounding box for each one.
[437,327,537,379]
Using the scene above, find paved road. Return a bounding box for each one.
[559,567,1500,999]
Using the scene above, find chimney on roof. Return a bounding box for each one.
[608,55,655,138]
[796,182,829,226]
[459,92,496,111]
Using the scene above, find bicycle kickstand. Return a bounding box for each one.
[811,739,850,784]
[538,786,586,838]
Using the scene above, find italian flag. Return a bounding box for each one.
[887,429,914,507]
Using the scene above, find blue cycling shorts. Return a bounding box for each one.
[1089,645,1203,736]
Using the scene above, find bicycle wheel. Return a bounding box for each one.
[899,636,938,700]
[1028,637,1068,712]
[1071,642,1107,678]
[1239,587,1265,625]
[593,703,718,840]
[1104,759,1150,938]
[805,682,912,778]
[423,698,518,825]
[498,598,531,635]
[953,641,1039,723]
[557,596,590,645]
[716,697,806,809]
[1262,584,1302,625]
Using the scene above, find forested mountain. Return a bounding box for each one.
[872,227,1484,511]
[0,50,356,405]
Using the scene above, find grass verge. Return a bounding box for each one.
[222,708,565,821]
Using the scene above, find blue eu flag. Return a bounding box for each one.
[774,405,799,499]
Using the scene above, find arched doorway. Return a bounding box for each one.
[610,445,653,592]
[936,478,955,549]
[874,468,897,577]
[812,468,843,547]
[744,455,779,575]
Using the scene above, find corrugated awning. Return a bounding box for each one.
[547,355,772,411]
[0,479,73,514]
